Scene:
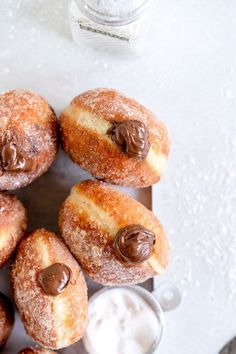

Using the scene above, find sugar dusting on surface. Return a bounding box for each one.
[158,117,236,316]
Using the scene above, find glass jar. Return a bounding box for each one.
[68,0,153,54]
[83,283,181,354]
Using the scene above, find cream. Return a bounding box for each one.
[83,288,161,354]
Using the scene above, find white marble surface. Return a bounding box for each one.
[0,0,235,354]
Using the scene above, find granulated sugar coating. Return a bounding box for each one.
[85,0,147,16]
[0,90,58,190]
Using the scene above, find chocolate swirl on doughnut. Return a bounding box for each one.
[38,263,71,296]
[114,225,156,264]
[107,120,150,159]
[1,142,32,172]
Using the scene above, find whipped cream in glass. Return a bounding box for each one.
[83,287,163,354]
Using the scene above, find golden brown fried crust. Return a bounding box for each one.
[60,88,170,187]
[0,192,27,268]
[17,348,57,354]
[59,180,169,286]
[11,229,88,350]
[0,90,59,190]
[0,292,14,349]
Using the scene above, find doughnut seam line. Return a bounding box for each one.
[69,188,119,236]
[68,187,165,274]
[36,234,67,348]
[62,106,167,176]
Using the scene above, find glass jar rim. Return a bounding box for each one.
[76,0,151,26]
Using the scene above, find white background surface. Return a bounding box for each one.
[0,1,235,354]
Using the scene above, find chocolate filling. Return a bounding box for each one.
[1,142,32,172]
[107,120,150,159]
[38,263,71,296]
[114,225,156,265]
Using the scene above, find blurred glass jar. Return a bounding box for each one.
[68,0,153,54]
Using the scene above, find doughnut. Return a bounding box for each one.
[11,229,88,350]
[17,348,57,354]
[60,88,170,188]
[59,180,169,286]
[0,89,58,190]
[0,292,14,349]
[0,192,27,268]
